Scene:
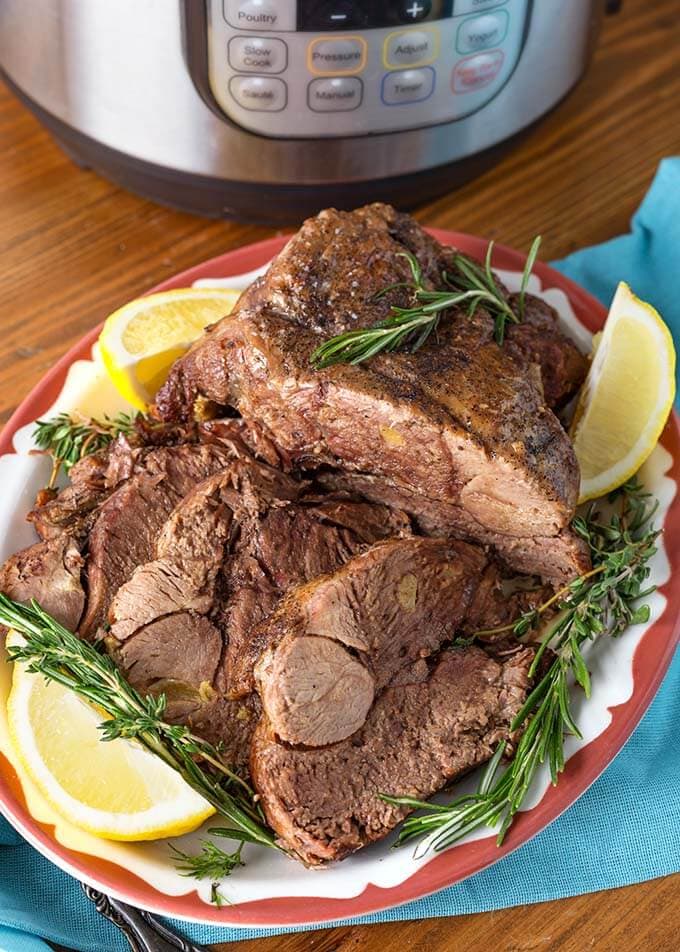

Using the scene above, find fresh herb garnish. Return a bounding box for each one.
[381,477,658,856]
[171,839,245,882]
[33,411,139,487]
[0,596,279,870]
[310,237,542,369]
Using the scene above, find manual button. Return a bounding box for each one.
[228,36,288,74]
[381,67,435,105]
[384,29,438,68]
[229,75,287,111]
[308,36,367,75]
[308,77,363,112]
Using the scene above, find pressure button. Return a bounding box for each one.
[308,37,367,75]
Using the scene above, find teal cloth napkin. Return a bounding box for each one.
[1,158,679,952]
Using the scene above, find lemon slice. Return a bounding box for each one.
[571,282,676,503]
[7,645,214,841]
[99,288,241,409]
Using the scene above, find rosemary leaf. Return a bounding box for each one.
[33,411,139,487]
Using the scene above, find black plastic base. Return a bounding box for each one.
[4,69,530,225]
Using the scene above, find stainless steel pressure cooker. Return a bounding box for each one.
[0,0,618,222]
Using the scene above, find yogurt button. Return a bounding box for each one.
[456,11,509,54]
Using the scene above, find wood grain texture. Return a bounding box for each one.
[1,0,678,949]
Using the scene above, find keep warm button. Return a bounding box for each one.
[452,50,504,93]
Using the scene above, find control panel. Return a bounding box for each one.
[206,0,531,138]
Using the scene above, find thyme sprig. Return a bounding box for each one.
[0,596,279,863]
[33,411,139,487]
[310,237,542,368]
[382,477,658,856]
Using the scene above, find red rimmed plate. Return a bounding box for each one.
[0,231,678,927]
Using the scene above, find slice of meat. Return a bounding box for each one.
[78,442,236,640]
[154,203,587,582]
[315,469,590,583]
[108,459,411,770]
[251,642,536,864]
[254,537,486,747]
[0,535,84,630]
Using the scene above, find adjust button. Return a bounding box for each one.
[457,11,509,54]
[384,29,438,68]
[381,67,435,105]
[228,36,288,74]
[223,0,296,32]
[229,75,287,111]
[308,36,367,75]
[308,77,363,112]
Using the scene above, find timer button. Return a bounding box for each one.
[308,77,363,112]
[228,36,288,74]
[229,75,287,111]
[308,36,367,75]
[223,0,296,32]
[384,29,438,69]
[381,67,435,105]
[457,11,509,54]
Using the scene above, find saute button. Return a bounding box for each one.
[454,0,509,14]
[384,29,438,68]
[224,0,296,32]
[228,36,288,74]
[229,76,287,111]
[308,37,367,74]
[457,11,509,53]
[452,50,504,92]
[308,77,363,111]
[381,67,435,105]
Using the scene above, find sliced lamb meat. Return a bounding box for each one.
[28,450,112,542]
[315,469,590,583]
[0,535,84,630]
[79,442,235,640]
[154,203,587,582]
[254,537,486,747]
[107,459,410,769]
[251,642,536,864]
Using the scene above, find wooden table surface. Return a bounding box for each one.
[1,0,679,949]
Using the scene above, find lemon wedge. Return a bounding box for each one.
[98,288,241,409]
[571,282,676,503]
[7,642,214,841]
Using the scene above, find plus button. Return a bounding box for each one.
[400,1,432,22]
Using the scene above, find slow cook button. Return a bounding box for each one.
[452,50,504,93]
[384,29,438,68]
[308,36,367,75]
[229,75,287,111]
[223,0,296,32]
[381,67,435,105]
[228,36,288,74]
[456,11,509,54]
[308,77,363,112]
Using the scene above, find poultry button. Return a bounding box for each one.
[223,0,297,32]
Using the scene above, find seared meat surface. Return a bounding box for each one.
[155,204,587,582]
[252,642,536,864]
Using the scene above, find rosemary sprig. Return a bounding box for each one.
[382,477,658,856]
[0,596,279,863]
[171,840,245,880]
[33,411,139,487]
[310,237,542,368]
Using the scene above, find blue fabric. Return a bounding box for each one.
[1,159,679,952]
